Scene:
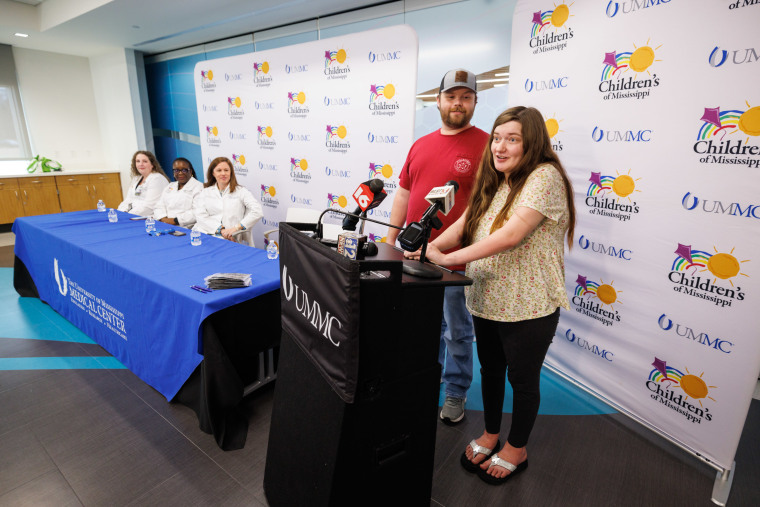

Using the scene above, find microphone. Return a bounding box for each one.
[342,179,387,230]
[398,180,459,251]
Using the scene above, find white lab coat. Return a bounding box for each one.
[117,172,169,217]
[192,184,263,245]
[153,177,203,227]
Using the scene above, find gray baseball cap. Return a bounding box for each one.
[439,68,477,94]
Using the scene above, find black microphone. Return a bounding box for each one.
[398,180,459,251]
[342,179,386,230]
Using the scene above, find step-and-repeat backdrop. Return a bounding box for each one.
[193,25,418,243]
[509,0,760,470]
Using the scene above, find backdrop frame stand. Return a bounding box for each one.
[542,362,734,506]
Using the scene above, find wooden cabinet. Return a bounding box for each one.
[0,179,24,224]
[56,173,123,211]
[0,172,122,224]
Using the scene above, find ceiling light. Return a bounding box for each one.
[494,72,509,77]
[476,78,509,83]
[14,33,29,38]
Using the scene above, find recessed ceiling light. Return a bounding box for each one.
[14,33,29,38]
[132,25,140,29]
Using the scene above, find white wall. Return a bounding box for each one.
[12,47,105,173]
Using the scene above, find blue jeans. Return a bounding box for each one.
[439,278,474,400]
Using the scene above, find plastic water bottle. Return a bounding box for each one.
[190,230,202,246]
[97,199,106,212]
[266,241,279,260]
[108,208,117,223]
[145,216,156,234]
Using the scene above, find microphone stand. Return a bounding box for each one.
[402,215,443,279]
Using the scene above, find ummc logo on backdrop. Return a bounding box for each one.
[205,126,220,147]
[657,314,733,354]
[524,76,568,93]
[605,0,671,18]
[327,192,348,209]
[562,328,614,362]
[258,161,277,172]
[288,131,311,143]
[324,96,351,107]
[708,46,759,68]
[592,126,652,143]
[599,41,662,101]
[255,101,275,110]
[572,274,622,326]
[645,356,715,425]
[260,185,279,208]
[325,49,350,79]
[199,69,215,91]
[325,166,352,179]
[368,50,401,63]
[693,104,760,168]
[326,125,350,153]
[367,132,399,144]
[545,115,564,152]
[227,97,244,119]
[585,170,641,221]
[368,208,392,220]
[282,265,343,347]
[257,126,275,150]
[287,91,310,117]
[681,192,760,219]
[578,235,633,261]
[667,242,748,308]
[290,157,311,184]
[285,63,309,74]
[291,194,313,207]
[225,72,242,82]
[369,84,399,116]
[529,4,574,54]
[253,62,272,86]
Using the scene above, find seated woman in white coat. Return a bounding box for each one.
[193,156,263,244]
[117,151,169,216]
[154,157,203,228]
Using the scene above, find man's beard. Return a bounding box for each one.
[440,106,474,129]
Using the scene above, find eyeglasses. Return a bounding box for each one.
[173,168,190,174]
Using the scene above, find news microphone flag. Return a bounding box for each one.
[353,183,375,211]
[424,181,458,215]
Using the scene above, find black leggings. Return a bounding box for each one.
[473,309,559,448]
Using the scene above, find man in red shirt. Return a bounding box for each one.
[387,69,489,424]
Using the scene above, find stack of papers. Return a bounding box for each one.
[204,273,252,290]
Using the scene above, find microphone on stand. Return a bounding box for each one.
[342,179,387,231]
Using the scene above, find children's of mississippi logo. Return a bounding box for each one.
[367,232,386,243]
[289,157,311,184]
[572,274,622,326]
[368,162,398,193]
[369,84,399,116]
[253,62,272,85]
[231,153,247,176]
[260,185,279,208]
[668,243,748,307]
[646,357,715,424]
[205,126,220,146]
[326,125,350,153]
[227,96,243,119]
[327,192,349,209]
[599,40,662,100]
[257,126,275,149]
[200,69,215,90]
[585,170,641,221]
[287,91,309,117]
[545,115,564,152]
[324,49,350,79]
[530,4,574,54]
[694,103,760,168]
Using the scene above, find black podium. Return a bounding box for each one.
[264,224,471,506]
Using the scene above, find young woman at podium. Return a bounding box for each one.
[405,106,576,486]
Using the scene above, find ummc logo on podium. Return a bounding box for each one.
[281,265,343,347]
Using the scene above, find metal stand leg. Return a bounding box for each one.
[711,461,735,506]
[243,347,277,397]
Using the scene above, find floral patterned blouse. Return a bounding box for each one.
[466,164,570,322]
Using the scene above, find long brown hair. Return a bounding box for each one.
[462,106,576,248]
[205,156,240,192]
[130,150,168,180]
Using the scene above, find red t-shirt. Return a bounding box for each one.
[399,126,489,271]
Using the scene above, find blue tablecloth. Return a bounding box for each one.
[13,210,280,400]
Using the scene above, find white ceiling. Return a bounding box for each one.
[0,0,389,57]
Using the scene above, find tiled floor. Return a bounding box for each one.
[1,242,758,506]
